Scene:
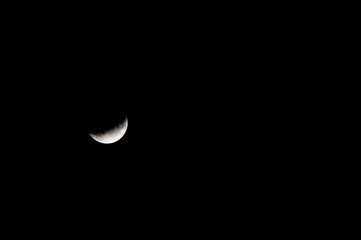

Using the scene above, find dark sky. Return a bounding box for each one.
[1,4,316,233]
[4,36,206,199]
[2,7,251,225]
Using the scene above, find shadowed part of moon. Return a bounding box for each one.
[89,118,128,144]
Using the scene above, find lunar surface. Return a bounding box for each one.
[89,117,128,144]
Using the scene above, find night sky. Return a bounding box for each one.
[2,6,248,228]
[5,36,205,202]
[0,3,315,234]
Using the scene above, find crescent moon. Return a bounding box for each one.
[89,117,128,144]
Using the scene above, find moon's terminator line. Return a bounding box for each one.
[89,117,128,144]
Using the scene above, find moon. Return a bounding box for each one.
[89,117,128,144]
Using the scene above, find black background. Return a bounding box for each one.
[1,4,287,230]
[2,7,238,215]
[0,3,327,235]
